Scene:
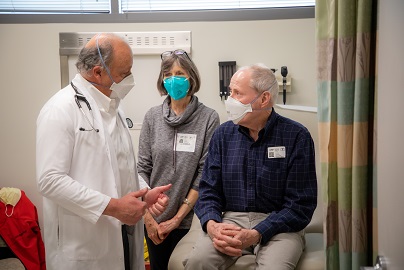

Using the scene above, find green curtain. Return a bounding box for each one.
[316,0,377,269]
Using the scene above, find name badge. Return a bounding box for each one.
[267,146,286,159]
[175,133,197,152]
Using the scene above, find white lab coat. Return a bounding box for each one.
[36,74,145,270]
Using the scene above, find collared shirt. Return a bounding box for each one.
[195,109,317,245]
[88,86,135,198]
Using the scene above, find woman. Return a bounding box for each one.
[137,49,220,270]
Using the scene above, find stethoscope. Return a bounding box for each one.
[71,82,99,132]
[71,82,134,132]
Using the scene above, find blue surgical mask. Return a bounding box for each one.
[163,76,190,100]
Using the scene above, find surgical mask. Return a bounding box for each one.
[163,76,190,100]
[108,73,136,100]
[96,34,135,100]
[0,187,21,217]
[224,93,263,124]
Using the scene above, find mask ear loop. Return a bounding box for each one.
[96,34,115,84]
[251,78,278,111]
[5,204,14,217]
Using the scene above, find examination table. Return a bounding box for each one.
[168,206,325,270]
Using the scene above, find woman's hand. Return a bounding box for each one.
[144,211,164,245]
[158,216,181,239]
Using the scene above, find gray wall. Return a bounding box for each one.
[377,0,404,269]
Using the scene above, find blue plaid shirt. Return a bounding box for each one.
[195,109,317,245]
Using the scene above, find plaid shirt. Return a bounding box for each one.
[195,109,317,245]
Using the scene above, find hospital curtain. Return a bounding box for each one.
[315,0,378,269]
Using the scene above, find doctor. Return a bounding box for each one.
[36,33,171,270]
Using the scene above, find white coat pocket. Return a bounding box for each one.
[61,213,108,260]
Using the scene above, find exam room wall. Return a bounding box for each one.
[0,19,318,231]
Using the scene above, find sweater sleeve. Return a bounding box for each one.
[192,109,220,191]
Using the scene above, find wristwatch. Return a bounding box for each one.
[183,198,193,209]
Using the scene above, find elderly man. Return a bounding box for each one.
[36,33,171,270]
[185,64,317,270]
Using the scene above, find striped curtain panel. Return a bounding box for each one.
[316,0,378,269]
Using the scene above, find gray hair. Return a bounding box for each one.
[157,51,201,96]
[239,63,279,106]
[75,35,114,76]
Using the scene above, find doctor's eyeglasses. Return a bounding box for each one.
[161,49,191,61]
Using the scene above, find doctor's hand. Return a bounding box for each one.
[143,184,171,217]
[104,188,148,225]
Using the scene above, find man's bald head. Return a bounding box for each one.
[76,33,132,76]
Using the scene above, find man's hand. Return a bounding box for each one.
[143,184,171,216]
[206,220,243,257]
[104,188,148,225]
[232,228,261,250]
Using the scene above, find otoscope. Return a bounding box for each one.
[281,66,288,105]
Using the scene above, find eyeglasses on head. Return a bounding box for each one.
[161,49,191,61]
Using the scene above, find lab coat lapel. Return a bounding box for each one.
[118,109,140,192]
[101,124,122,197]
[72,74,121,198]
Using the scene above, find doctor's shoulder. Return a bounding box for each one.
[38,86,78,120]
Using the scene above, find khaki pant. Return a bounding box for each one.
[184,212,305,270]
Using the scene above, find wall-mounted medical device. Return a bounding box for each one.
[218,61,236,100]
[275,68,292,94]
[281,66,288,104]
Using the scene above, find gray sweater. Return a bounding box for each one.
[137,96,220,228]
